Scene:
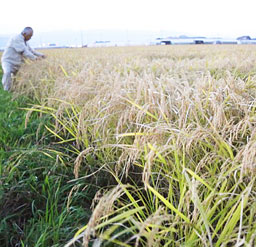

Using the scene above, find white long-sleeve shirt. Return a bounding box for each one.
[1,34,44,66]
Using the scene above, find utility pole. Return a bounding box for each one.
[80,30,84,47]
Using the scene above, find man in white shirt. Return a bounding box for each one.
[1,27,46,91]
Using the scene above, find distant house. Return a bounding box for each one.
[161,40,172,45]
[237,35,256,44]
[237,36,251,40]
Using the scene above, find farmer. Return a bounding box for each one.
[1,27,46,91]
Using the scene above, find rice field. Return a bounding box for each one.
[2,45,256,246]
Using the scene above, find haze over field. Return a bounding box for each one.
[0,0,256,48]
[0,29,178,49]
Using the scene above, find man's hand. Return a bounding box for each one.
[35,55,46,60]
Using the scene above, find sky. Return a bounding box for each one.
[0,0,256,38]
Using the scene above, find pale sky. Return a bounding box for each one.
[0,0,256,38]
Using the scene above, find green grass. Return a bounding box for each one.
[0,69,95,247]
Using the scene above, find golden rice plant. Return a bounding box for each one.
[14,45,256,246]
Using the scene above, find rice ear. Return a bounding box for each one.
[74,147,94,178]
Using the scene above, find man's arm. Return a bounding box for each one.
[27,43,46,58]
[22,47,38,60]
